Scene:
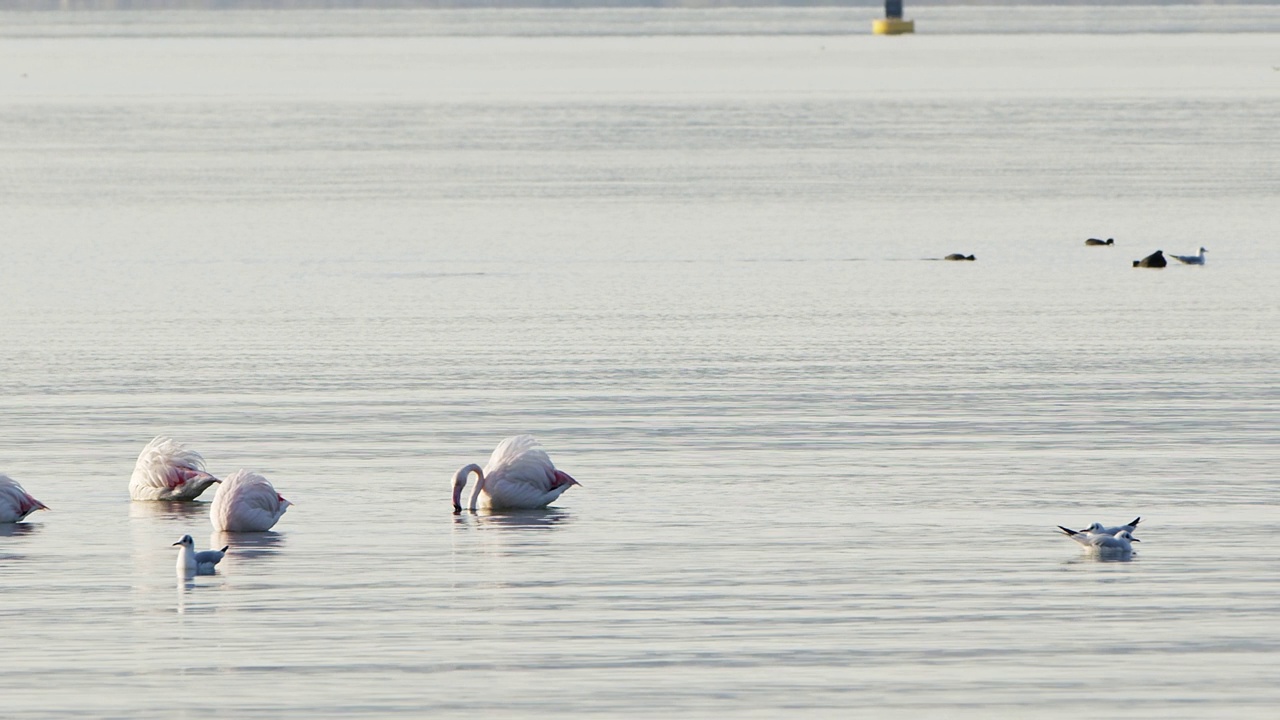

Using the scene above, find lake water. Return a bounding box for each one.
[1,6,1278,718]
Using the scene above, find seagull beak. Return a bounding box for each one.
[1131,538,1141,542]
[172,541,183,546]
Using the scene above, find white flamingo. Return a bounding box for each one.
[173,534,227,576]
[0,474,48,523]
[129,436,220,501]
[452,435,581,512]
[1059,527,1140,555]
[210,470,291,532]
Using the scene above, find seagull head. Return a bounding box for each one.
[172,534,194,548]
[1082,522,1106,533]
[1117,531,1140,542]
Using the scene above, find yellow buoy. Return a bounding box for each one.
[872,18,915,35]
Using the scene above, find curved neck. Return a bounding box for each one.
[453,464,483,512]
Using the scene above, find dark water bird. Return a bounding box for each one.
[1085,237,1114,246]
[1133,250,1166,268]
[944,253,975,261]
[1170,247,1207,265]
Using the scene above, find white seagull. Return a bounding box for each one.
[173,534,227,576]
[1063,517,1141,536]
[1059,527,1140,555]
[0,474,48,523]
[1170,247,1207,265]
[452,435,581,512]
[129,436,221,501]
[210,470,292,532]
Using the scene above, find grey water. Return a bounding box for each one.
[1,6,1278,718]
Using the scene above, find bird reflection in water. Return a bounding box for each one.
[453,508,573,531]
[209,530,286,561]
[0,522,42,538]
[128,500,211,521]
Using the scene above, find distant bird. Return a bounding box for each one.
[0,474,48,523]
[1059,527,1140,555]
[210,470,291,532]
[1170,247,1207,265]
[173,534,227,576]
[1133,250,1167,268]
[1085,237,1114,246]
[1060,517,1140,536]
[453,435,581,512]
[129,436,220,501]
[944,253,976,261]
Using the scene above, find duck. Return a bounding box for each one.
[1085,237,1114,246]
[944,253,976,261]
[1132,250,1166,268]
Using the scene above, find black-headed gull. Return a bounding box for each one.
[210,470,291,532]
[1060,517,1141,536]
[453,435,581,512]
[130,436,221,501]
[1169,247,1207,265]
[0,474,48,523]
[1059,527,1140,555]
[173,534,227,576]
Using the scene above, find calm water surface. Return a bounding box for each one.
[1,7,1278,718]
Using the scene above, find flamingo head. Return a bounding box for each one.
[452,464,483,512]
[173,535,195,548]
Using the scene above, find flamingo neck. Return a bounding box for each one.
[469,469,486,512]
[453,464,483,512]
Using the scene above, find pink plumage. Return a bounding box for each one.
[0,474,48,524]
[210,470,292,532]
[129,436,220,501]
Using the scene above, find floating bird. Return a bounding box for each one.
[1085,237,1114,246]
[1059,527,1140,555]
[453,435,581,512]
[1133,250,1166,268]
[173,534,227,576]
[1064,517,1141,536]
[129,436,220,501]
[210,470,291,532]
[0,474,48,523]
[944,253,975,261]
[1170,247,1207,265]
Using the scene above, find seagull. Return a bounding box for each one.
[1060,517,1140,536]
[129,436,221,501]
[0,474,48,523]
[1059,527,1140,555]
[1085,238,1114,246]
[210,470,291,532]
[173,534,228,576]
[1169,247,1207,265]
[453,435,581,512]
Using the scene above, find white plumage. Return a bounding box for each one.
[1071,517,1141,536]
[0,474,48,523]
[1059,527,1140,555]
[173,534,227,576]
[210,470,292,532]
[1170,247,1207,265]
[452,435,581,512]
[129,436,220,501]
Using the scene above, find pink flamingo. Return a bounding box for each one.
[452,435,581,512]
[210,470,292,532]
[129,436,220,501]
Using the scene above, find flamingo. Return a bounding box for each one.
[0,474,48,523]
[452,435,581,512]
[1059,527,1140,555]
[129,436,220,501]
[1170,247,1207,265]
[210,470,291,532]
[173,534,227,576]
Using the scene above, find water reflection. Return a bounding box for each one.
[128,500,212,520]
[0,522,42,538]
[1063,553,1138,565]
[211,530,285,561]
[453,508,572,531]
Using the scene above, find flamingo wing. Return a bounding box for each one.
[211,470,289,532]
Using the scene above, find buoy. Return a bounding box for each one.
[874,0,915,35]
